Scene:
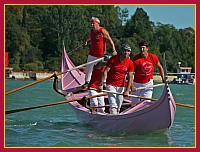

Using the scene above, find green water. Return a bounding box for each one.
[5,79,195,147]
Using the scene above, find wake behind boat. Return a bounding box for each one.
[58,48,176,134]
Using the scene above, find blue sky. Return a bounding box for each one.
[118,5,195,29]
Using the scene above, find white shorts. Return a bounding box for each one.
[85,55,99,82]
[88,89,105,113]
[132,79,153,105]
[106,85,125,114]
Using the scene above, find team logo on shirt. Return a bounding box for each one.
[142,61,153,76]
[122,66,127,72]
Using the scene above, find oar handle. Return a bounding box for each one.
[136,83,165,90]
[61,57,104,75]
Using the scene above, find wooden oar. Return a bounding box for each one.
[101,89,157,101]
[136,83,165,90]
[101,89,195,109]
[6,57,104,95]
[5,93,107,114]
[175,103,195,109]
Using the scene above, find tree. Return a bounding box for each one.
[124,8,154,43]
[5,5,195,73]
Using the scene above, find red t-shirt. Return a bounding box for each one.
[106,55,134,87]
[88,66,106,89]
[89,27,106,58]
[132,52,159,83]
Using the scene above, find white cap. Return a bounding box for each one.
[91,17,100,24]
[123,44,131,52]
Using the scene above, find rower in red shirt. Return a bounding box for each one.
[83,17,117,88]
[88,61,107,113]
[131,41,164,105]
[99,44,135,114]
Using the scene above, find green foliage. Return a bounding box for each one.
[124,8,154,42]
[24,61,44,71]
[5,5,195,73]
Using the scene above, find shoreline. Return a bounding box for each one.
[6,71,176,82]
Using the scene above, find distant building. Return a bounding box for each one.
[172,62,195,85]
[177,62,192,74]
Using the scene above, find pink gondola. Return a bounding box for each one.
[60,48,176,134]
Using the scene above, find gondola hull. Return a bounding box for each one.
[66,85,176,134]
[61,48,176,134]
